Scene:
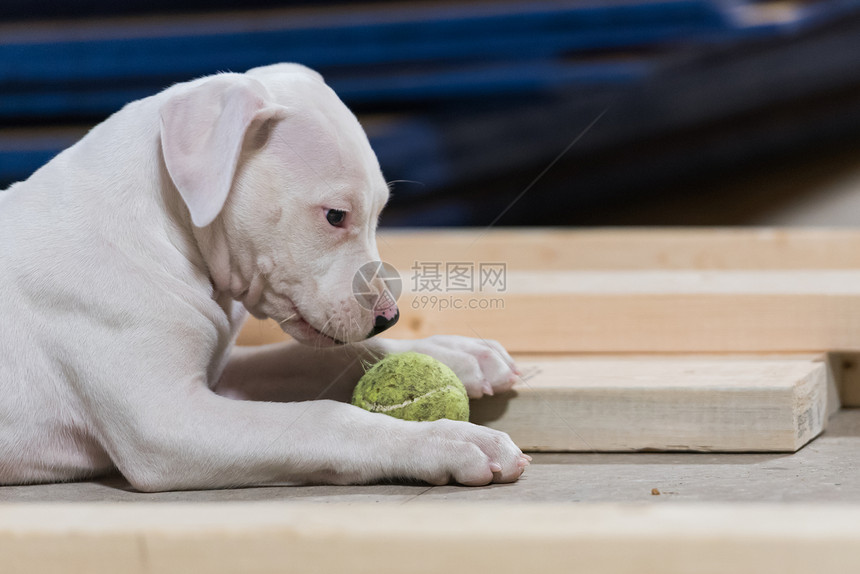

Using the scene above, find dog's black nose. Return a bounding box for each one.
[367,308,400,338]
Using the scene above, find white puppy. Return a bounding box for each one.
[0,64,529,491]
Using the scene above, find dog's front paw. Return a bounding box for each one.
[389,335,520,398]
[415,419,530,486]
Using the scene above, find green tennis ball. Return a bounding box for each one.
[352,352,469,422]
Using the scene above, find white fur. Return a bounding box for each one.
[0,64,528,491]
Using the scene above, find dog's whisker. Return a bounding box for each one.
[386,179,424,189]
[320,315,334,338]
[279,313,298,325]
[365,345,383,365]
[308,315,334,350]
[343,316,372,371]
[348,317,360,343]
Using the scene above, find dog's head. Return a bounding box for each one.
[159,64,398,346]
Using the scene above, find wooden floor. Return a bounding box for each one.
[1,409,857,573]
[1,408,856,504]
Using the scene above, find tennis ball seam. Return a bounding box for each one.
[361,384,464,414]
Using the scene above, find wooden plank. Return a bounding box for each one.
[384,270,860,352]
[238,229,860,352]
[376,228,860,270]
[471,355,833,452]
[2,502,860,574]
[238,270,860,353]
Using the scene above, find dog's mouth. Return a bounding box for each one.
[280,308,346,347]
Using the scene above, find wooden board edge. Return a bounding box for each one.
[792,360,832,450]
[831,352,860,407]
[472,357,830,452]
[1,502,859,574]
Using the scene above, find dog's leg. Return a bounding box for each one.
[214,335,520,403]
[96,370,527,491]
[213,342,374,403]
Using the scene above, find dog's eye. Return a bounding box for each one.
[325,209,347,227]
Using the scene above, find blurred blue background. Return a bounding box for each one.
[3,0,860,225]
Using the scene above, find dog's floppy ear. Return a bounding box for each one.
[160,76,286,228]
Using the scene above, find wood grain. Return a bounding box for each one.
[238,283,860,353]
[239,229,860,353]
[471,355,834,452]
[377,227,860,270]
[2,502,860,574]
